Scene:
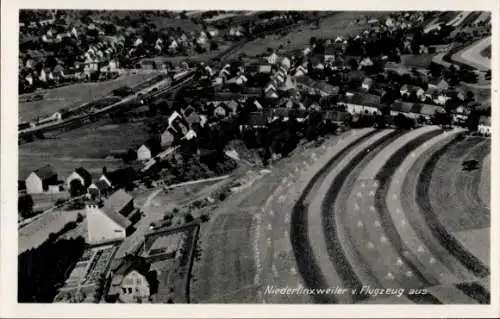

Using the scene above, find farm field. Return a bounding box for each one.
[19,208,82,254]
[234,12,389,57]
[18,120,148,180]
[19,73,158,122]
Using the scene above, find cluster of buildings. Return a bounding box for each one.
[19,10,225,93]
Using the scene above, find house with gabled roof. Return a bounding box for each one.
[88,179,111,200]
[428,78,449,91]
[66,167,92,190]
[25,164,59,194]
[390,101,446,120]
[99,167,137,190]
[339,93,382,115]
[400,84,425,100]
[86,189,137,245]
[137,138,162,161]
[361,77,374,91]
[478,116,491,136]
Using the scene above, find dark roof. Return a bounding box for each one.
[391,101,445,115]
[141,138,162,156]
[429,78,448,86]
[340,93,381,108]
[324,110,350,122]
[345,70,366,82]
[33,164,57,181]
[105,167,137,187]
[74,167,92,186]
[53,64,65,74]
[314,81,339,95]
[94,179,109,191]
[245,112,268,126]
[479,116,491,126]
[102,189,133,229]
[401,84,423,92]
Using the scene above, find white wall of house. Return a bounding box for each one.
[119,270,150,303]
[478,124,491,136]
[66,172,84,189]
[137,145,152,161]
[86,204,126,246]
[346,103,380,115]
[26,173,43,194]
[47,185,63,193]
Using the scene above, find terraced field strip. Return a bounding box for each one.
[313,129,406,302]
[446,12,472,27]
[417,136,490,278]
[331,127,456,304]
[473,12,491,25]
[385,128,482,288]
[399,132,480,284]
[290,128,376,304]
[341,126,441,287]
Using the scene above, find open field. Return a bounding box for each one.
[19,73,157,122]
[19,120,148,179]
[19,208,82,254]
[234,12,389,57]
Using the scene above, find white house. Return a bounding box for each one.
[66,167,92,189]
[361,77,373,91]
[118,270,151,303]
[478,116,491,136]
[86,202,127,246]
[280,57,291,70]
[400,84,425,100]
[267,52,279,64]
[294,65,308,77]
[339,93,382,115]
[25,165,58,194]
[137,139,161,161]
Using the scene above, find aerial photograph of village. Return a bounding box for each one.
[17,10,491,304]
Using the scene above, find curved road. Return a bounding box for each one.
[452,36,491,71]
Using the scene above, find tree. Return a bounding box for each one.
[466,109,480,132]
[184,213,194,224]
[428,62,443,78]
[348,58,359,70]
[433,111,452,126]
[309,36,317,47]
[210,41,218,51]
[69,179,85,197]
[394,113,415,130]
[18,194,34,219]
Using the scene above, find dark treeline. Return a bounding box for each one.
[18,237,86,303]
